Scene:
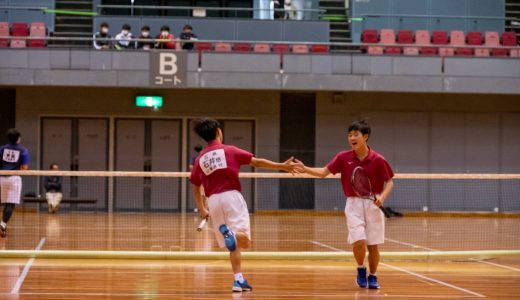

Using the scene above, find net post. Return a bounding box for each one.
[180,117,189,214]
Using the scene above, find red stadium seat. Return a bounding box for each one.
[28,22,46,48]
[11,23,28,36]
[467,32,488,56]
[310,44,329,53]
[502,32,519,57]
[381,29,401,55]
[362,29,382,55]
[485,32,506,57]
[10,22,28,48]
[416,30,436,56]
[451,31,471,56]
[397,30,418,55]
[195,42,213,52]
[272,44,290,53]
[233,43,250,52]
[215,42,231,52]
[0,22,9,47]
[292,44,309,53]
[361,29,378,43]
[432,31,452,56]
[253,43,270,53]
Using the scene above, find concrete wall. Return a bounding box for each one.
[2,49,520,94]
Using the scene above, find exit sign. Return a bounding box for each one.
[136,96,163,108]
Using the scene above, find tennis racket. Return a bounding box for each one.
[351,166,391,218]
[197,217,208,232]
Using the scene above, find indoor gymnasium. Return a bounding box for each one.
[0,0,519,299]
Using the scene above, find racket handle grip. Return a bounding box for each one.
[379,206,391,218]
[197,218,208,232]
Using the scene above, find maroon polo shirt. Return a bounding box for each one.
[190,141,253,197]
[326,148,394,198]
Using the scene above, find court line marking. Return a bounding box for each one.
[386,237,520,272]
[379,262,485,298]
[0,292,482,298]
[10,237,46,295]
[310,240,486,298]
[469,259,520,272]
[384,238,439,252]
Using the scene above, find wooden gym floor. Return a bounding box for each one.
[0,213,518,299]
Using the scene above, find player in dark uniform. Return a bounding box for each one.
[0,128,30,238]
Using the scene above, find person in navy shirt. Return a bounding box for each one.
[0,128,29,237]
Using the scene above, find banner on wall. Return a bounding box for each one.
[149,51,187,88]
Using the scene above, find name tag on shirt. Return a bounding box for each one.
[2,149,20,163]
[199,149,227,176]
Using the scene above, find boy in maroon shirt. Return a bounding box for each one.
[299,120,394,289]
[190,118,302,292]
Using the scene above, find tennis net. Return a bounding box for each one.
[0,170,518,260]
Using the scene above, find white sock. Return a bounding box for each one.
[0,221,6,228]
[370,273,377,276]
[234,273,244,283]
[358,265,366,269]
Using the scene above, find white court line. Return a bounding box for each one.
[310,240,486,298]
[384,238,439,252]
[379,262,485,298]
[11,237,46,295]
[469,259,520,272]
[385,237,520,273]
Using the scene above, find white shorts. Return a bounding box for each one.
[208,190,251,248]
[46,192,63,206]
[1,176,22,205]
[345,197,385,245]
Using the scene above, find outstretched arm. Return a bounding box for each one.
[250,157,302,174]
[293,159,331,178]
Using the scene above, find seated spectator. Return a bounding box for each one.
[284,0,297,20]
[93,22,112,50]
[271,0,285,19]
[115,24,133,50]
[179,24,198,50]
[44,163,62,213]
[136,25,154,50]
[155,25,179,49]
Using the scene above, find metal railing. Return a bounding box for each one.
[1,36,519,51]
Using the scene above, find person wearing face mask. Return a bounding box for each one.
[136,25,155,50]
[179,24,198,50]
[155,25,180,49]
[115,24,133,50]
[284,0,297,20]
[93,22,112,50]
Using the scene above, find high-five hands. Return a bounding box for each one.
[283,157,305,175]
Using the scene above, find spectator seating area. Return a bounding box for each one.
[362,29,520,57]
[0,22,47,48]
[196,42,329,53]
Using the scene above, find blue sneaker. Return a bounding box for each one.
[356,267,367,288]
[368,275,380,289]
[219,224,236,252]
[232,280,253,292]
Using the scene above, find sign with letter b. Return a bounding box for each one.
[150,51,187,87]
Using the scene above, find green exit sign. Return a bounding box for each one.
[136,96,163,108]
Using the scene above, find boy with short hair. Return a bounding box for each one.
[0,128,30,237]
[298,120,394,289]
[190,118,302,292]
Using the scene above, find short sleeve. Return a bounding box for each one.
[190,161,202,186]
[378,157,394,182]
[232,146,253,166]
[21,149,30,166]
[326,153,343,175]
